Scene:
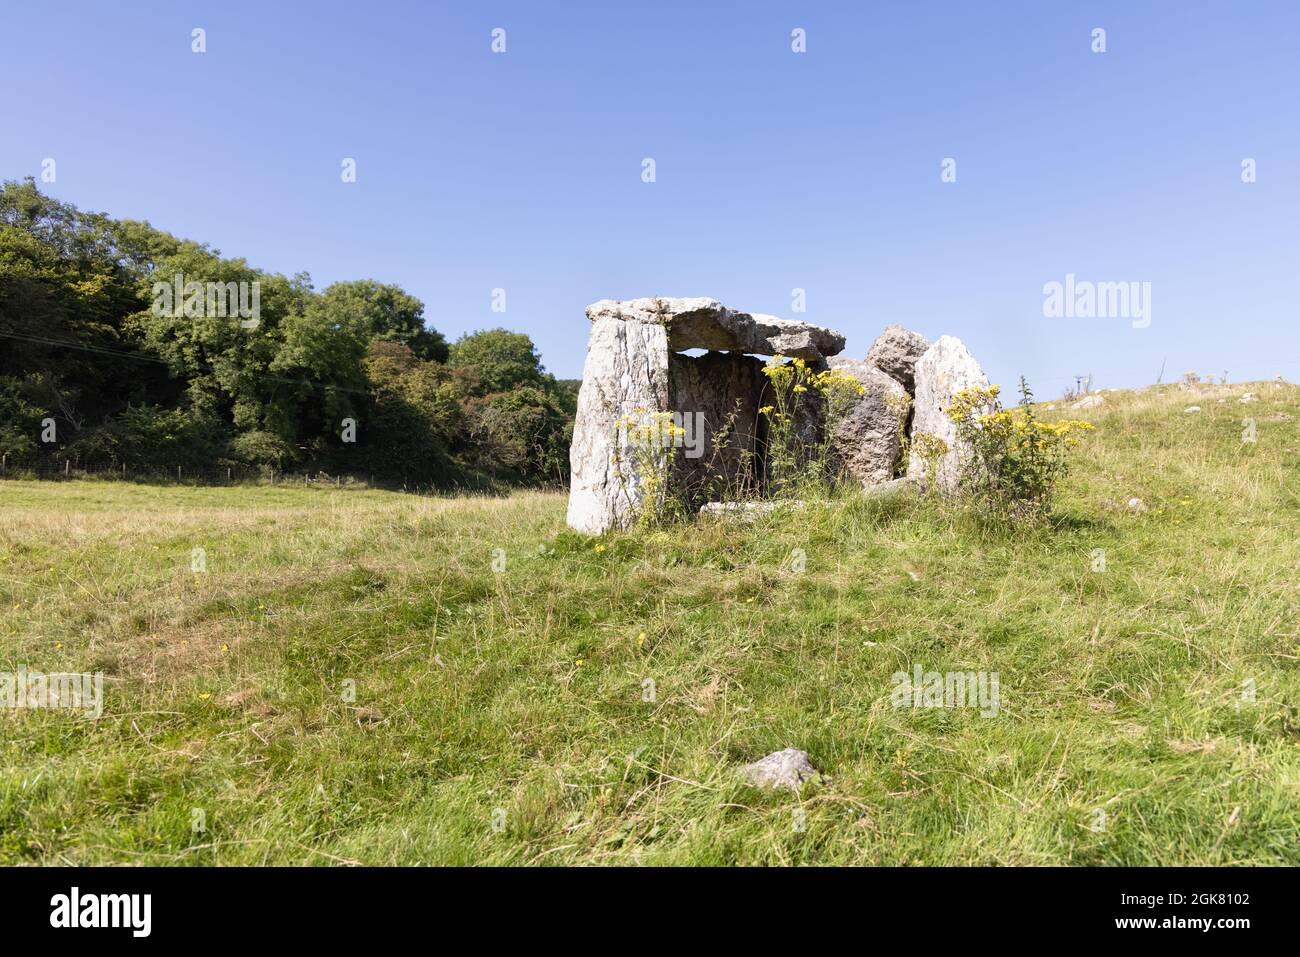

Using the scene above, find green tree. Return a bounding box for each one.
[0,179,151,450]
[448,328,549,394]
[359,341,461,481]
[316,280,448,362]
[0,181,576,486]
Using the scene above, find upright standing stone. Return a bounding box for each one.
[565,316,671,534]
[907,335,989,493]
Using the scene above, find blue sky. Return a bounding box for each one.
[3,1,1297,392]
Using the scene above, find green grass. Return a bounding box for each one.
[1,381,1297,865]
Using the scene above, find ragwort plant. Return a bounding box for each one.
[947,378,1094,521]
[759,355,864,500]
[612,409,688,528]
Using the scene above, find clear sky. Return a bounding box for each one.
[4,1,1297,393]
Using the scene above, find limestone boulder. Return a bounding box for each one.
[867,324,930,391]
[739,748,821,791]
[585,297,845,361]
[907,335,990,493]
[699,500,809,522]
[827,357,907,485]
[565,316,671,534]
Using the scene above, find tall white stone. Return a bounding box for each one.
[565,316,671,534]
[907,335,989,493]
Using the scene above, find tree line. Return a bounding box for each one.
[0,180,577,487]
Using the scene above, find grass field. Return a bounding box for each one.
[1,382,1298,865]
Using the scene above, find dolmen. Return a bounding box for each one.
[565,298,988,534]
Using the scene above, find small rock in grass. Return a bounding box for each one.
[866,477,912,498]
[1239,392,1258,403]
[1184,405,1201,413]
[700,500,808,521]
[1071,394,1105,410]
[740,748,820,791]
[1126,497,1147,512]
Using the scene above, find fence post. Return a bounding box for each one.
[227,467,232,482]
[65,459,70,476]
[177,465,182,481]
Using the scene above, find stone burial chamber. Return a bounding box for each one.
[565,297,987,534]
[565,297,847,534]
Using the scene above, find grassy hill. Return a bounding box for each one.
[1,381,1297,865]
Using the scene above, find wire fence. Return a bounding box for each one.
[0,457,484,494]
[0,456,570,498]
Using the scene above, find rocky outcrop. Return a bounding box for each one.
[907,335,990,493]
[867,324,930,392]
[827,357,907,485]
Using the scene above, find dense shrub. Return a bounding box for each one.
[466,386,572,482]
[0,377,44,459]
[65,405,228,472]
[228,430,295,472]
